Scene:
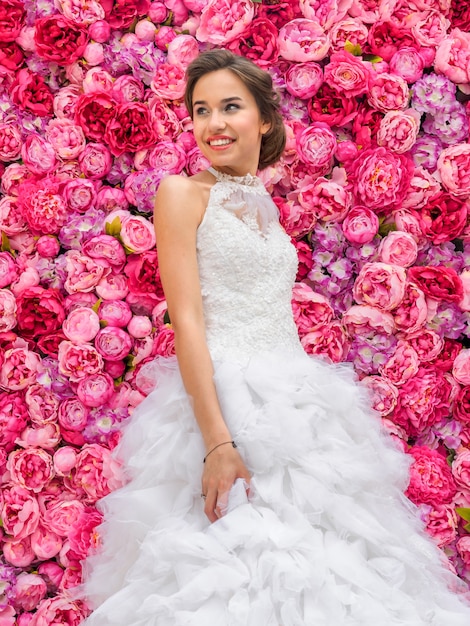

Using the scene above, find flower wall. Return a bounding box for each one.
[1,0,470,621]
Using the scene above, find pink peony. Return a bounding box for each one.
[64,250,110,294]
[379,341,420,386]
[52,447,78,477]
[302,170,351,223]
[285,62,323,99]
[324,50,370,97]
[452,449,470,496]
[368,73,410,112]
[342,304,395,336]
[45,118,86,161]
[406,329,443,364]
[58,341,103,382]
[58,397,89,432]
[342,206,379,244]
[437,143,470,198]
[76,372,115,408]
[3,536,35,568]
[389,47,425,83]
[70,443,123,502]
[360,375,398,416]
[68,506,103,559]
[329,17,369,52]
[278,18,329,62]
[127,315,153,339]
[78,142,112,180]
[406,446,457,506]
[435,28,470,85]
[300,321,349,363]
[13,573,47,612]
[277,197,316,239]
[94,327,133,361]
[167,34,200,69]
[154,325,175,357]
[99,300,133,328]
[0,344,41,391]
[1,485,40,539]
[196,0,254,45]
[150,62,186,100]
[0,122,22,162]
[421,504,458,548]
[63,307,101,344]
[291,283,334,336]
[29,596,85,626]
[377,109,421,154]
[408,265,464,303]
[25,384,58,425]
[0,288,17,332]
[453,349,470,385]
[63,179,97,214]
[378,231,418,267]
[296,123,337,172]
[353,262,407,311]
[120,214,156,253]
[18,178,68,236]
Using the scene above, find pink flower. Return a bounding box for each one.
[13,573,47,612]
[406,446,457,506]
[127,315,152,338]
[142,141,186,175]
[36,235,60,259]
[70,443,123,502]
[64,250,110,294]
[368,73,410,112]
[285,61,323,99]
[412,10,449,49]
[0,288,16,332]
[25,384,59,425]
[96,273,130,301]
[437,143,470,198]
[342,304,395,336]
[16,423,61,450]
[58,341,103,382]
[353,262,407,311]
[3,536,35,567]
[457,536,470,569]
[329,17,369,53]
[278,18,329,62]
[1,485,40,539]
[420,504,458,548]
[29,596,85,626]
[377,109,421,154]
[154,325,176,357]
[94,327,133,361]
[0,344,41,391]
[348,147,414,213]
[389,47,425,83]
[303,170,351,223]
[120,214,156,253]
[52,448,78,477]
[167,34,200,68]
[45,118,86,160]
[0,196,26,237]
[63,179,97,214]
[360,375,398,416]
[277,197,316,239]
[342,206,379,244]
[452,449,470,496]
[76,372,115,408]
[435,28,470,85]
[18,178,68,235]
[297,123,337,172]
[63,307,100,344]
[58,397,89,432]
[408,265,464,303]
[68,506,102,559]
[78,142,112,180]
[0,122,22,162]
[21,134,57,176]
[196,0,254,45]
[99,300,133,327]
[0,251,18,288]
[111,75,145,104]
[404,329,443,364]
[324,50,370,97]
[402,166,441,211]
[453,349,470,385]
[379,341,420,386]
[300,321,349,363]
[150,62,186,100]
[378,231,418,267]
[291,283,334,336]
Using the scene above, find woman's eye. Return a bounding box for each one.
[225,103,239,112]
[195,107,208,116]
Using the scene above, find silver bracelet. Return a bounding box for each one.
[203,440,237,463]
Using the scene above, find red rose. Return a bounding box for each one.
[419,193,468,244]
[75,92,117,142]
[10,68,53,117]
[408,265,464,303]
[450,0,470,30]
[0,41,24,71]
[256,0,301,28]
[16,287,66,338]
[37,330,67,358]
[367,21,418,62]
[228,17,279,68]
[101,0,151,29]
[0,0,26,42]
[429,338,461,372]
[104,103,159,157]
[308,83,358,127]
[34,15,88,66]
[352,103,384,148]
[125,251,164,298]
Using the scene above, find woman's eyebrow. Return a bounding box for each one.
[193,96,243,106]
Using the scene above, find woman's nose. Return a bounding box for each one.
[208,110,225,131]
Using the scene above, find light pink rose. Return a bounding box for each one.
[53,84,81,119]
[360,375,398,416]
[127,315,153,338]
[300,321,349,363]
[342,304,395,335]
[302,169,351,223]
[452,449,470,496]
[58,397,89,432]
[95,273,129,301]
[1,485,39,539]
[99,300,133,327]
[36,235,60,258]
[378,231,418,267]
[457,536,470,568]
[329,17,369,53]
[406,328,443,363]
[435,28,470,85]
[94,327,133,361]
[412,10,450,49]
[353,262,407,311]
[0,123,22,162]
[64,250,110,294]
[63,179,97,214]
[82,67,113,93]
[134,18,157,41]
[324,50,370,97]
[379,340,420,386]
[291,283,334,336]
[52,447,78,477]
[150,62,186,100]
[154,325,175,357]
[402,166,441,210]
[453,349,470,385]
[0,288,16,332]
[393,208,427,249]
[297,123,337,172]
[95,186,129,213]
[21,134,57,176]
[29,596,84,626]
[196,0,254,45]
[377,109,421,154]
[277,197,316,239]
[3,536,35,567]
[0,344,41,391]
[13,573,47,612]
[63,307,100,344]
[342,206,379,244]
[278,19,329,62]
[0,196,27,236]
[285,62,323,99]
[45,118,86,160]
[58,341,103,382]
[167,34,200,68]
[83,41,104,65]
[389,47,425,83]
[111,75,145,103]
[420,503,458,548]
[76,372,115,408]
[368,73,410,112]
[78,142,112,180]
[120,215,156,253]
[70,443,123,501]
[25,383,59,425]
[437,143,470,198]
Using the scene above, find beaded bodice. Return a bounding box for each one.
[196,168,303,363]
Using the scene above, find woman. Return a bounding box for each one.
[82,50,470,625]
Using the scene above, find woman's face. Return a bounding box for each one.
[191,69,270,177]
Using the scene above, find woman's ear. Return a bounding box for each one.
[260,120,271,135]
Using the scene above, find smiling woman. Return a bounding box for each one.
[80,50,470,626]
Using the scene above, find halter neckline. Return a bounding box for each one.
[208,166,261,187]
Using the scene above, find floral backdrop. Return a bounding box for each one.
[1,0,470,622]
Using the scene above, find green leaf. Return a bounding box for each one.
[163,310,171,325]
[91,298,102,314]
[378,219,396,238]
[99,320,108,328]
[456,507,470,522]
[344,40,362,56]
[1,232,11,253]
[105,216,122,237]
[362,54,383,64]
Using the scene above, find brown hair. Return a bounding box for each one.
[184,49,286,170]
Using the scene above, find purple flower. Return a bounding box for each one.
[106,153,135,186]
[59,208,106,250]
[411,73,457,115]
[0,562,17,610]
[428,302,466,339]
[36,255,67,291]
[346,332,397,376]
[411,134,443,171]
[422,103,469,145]
[416,242,465,273]
[83,406,130,445]
[128,168,166,214]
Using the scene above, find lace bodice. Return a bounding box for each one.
[197,168,303,363]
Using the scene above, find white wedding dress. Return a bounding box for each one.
[81,169,470,625]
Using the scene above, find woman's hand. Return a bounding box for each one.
[201,445,251,523]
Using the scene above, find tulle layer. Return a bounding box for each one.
[81,351,470,625]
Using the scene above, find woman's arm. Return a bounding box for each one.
[154,175,251,522]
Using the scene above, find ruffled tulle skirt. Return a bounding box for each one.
[81,350,470,625]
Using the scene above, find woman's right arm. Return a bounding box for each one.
[154,175,251,522]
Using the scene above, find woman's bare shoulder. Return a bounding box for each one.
[155,173,213,223]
